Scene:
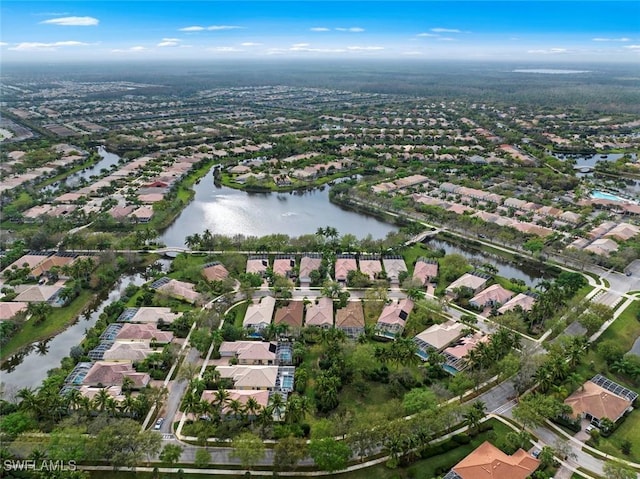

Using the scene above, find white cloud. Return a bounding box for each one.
[437,37,456,42]
[310,27,330,32]
[10,41,89,51]
[40,16,99,26]
[240,42,262,47]
[347,46,384,51]
[179,26,204,32]
[157,38,181,47]
[130,46,147,51]
[335,27,364,32]
[289,44,346,53]
[292,43,310,48]
[0,42,7,47]
[431,28,461,33]
[208,46,243,52]
[527,48,568,54]
[592,37,630,42]
[207,25,243,31]
[624,45,640,49]
[417,33,439,37]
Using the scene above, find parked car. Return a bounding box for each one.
[585,424,597,433]
[531,449,541,458]
[154,417,164,430]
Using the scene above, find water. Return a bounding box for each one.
[0,272,146,391]
[591,190,638,204]
[425,239,548,287]
[43,146,121,193]
[160,178,398,247]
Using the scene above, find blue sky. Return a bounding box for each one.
[1,1,638,62]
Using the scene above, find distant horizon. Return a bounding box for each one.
[1,1,638,63]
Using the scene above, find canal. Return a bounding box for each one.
[0,273,146,391]
[43,146,121,193]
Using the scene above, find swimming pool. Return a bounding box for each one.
[280,375,294,391]
[591,190,638,204]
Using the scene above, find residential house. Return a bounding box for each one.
[0,302,28,320]
[299,254,322,286]
[383,256,408,284]
[443,441,539,479]
[604,223,640,242]
[469,284,514,309]
[414,320,466,360]
[274,301,304,332]
[273,255,296,278]
[156,278,202,304]
[118,307,182,324]
[443,332,489,372]
[564,375,638,427]
[102,342,154,361]
[246,255,269,276]
[202,262,230,282]
[305,297,334,329]
[413,258,439,286]
[131,206,154,223]
[219,341,277,365]
[359,256,382,280]
[336,301,365,339]
[446,273,489,295]
[243,296,276,332]
[217,365,279,390]
[82,361,150,389]
[201,389,269,417]
[585,238,619,256]
[14,284,63,305]
[497,293,536,315]
[116,323,174,343]
[375,299,414,340]
[335,254,357,283]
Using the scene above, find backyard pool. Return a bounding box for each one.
[591,190,638,204]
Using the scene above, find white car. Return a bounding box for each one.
[585,424,597,433]
[154,418,164,430]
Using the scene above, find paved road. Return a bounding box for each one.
[159,347,199,434]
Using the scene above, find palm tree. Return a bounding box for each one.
[245,397,261,424]
[93,388,110,412]
[463,401,486,434]
[17,388,40,417]
[268,393,285,422]
[227,399,245,420]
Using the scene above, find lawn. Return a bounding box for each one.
[596,408,640,463]
[1,290,94,361]
[401,243,439,276]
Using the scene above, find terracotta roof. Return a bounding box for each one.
[201,389,269,414]
[336,301,365,328]
[274,301,304,328]
[305,297,334,328]
[452,441,539,479]
[246,257,268,275]
[564,381,633,422]
[30,254,76,278]
[497,293,536,314]
[299,255,322,282]
[335,257,357,281]
[116,323,174,343]
[359,257,382,280]
[0,302,28,320]
[219,341,276,362]
[413,259,439,285]
[202,262,229,282]
[377,299,414,327]
[273,257,295,277]
[470,284,513,308]
[157,279,201,304]
[83,361,150,388]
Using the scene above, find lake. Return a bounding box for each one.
[160,177,398,247]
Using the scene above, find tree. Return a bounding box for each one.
[159,444,183,466]
[274,435,307,472]
[602,460,637,479]
[463,401,486,434]
[48,425,88,462]
[308,438,351,473]
[93,419,162,470]
[230,432,265,470]
[537,445,556,468]
[402,388,437,415]
[194,448,211,468]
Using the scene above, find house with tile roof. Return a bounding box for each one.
[299,254,322,286]
[336,301,365,339]
[201,389,270,417]
[83,361,150,389]
[243,296,276,332]
[305,297,334,329]
[335,254,357,283]
[202,262,230,282]
[375,299,414,340]
[102,341,154,361]
[413,258,439,286]
[446,273,489,295]
[414,320,466,361]
[382,256,408,285]
[219,341,277,365]
[444,441,539,479]
[273,255,296,278]
[115,323,174,343]
[469,284,514,309]
[497,293,536,315]
[246,255,269,276]
[274,301,304,332]
[564,376,637,427]
[217,365,279,390]
[0,302,28,320]
[358,256,382,280]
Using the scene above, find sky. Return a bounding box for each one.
[0,1,638,63]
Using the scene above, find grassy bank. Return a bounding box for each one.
[1,290,94,361]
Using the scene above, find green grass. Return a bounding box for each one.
[596,408,640,463]
[0,290,94,361]
[401,243,437,275]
